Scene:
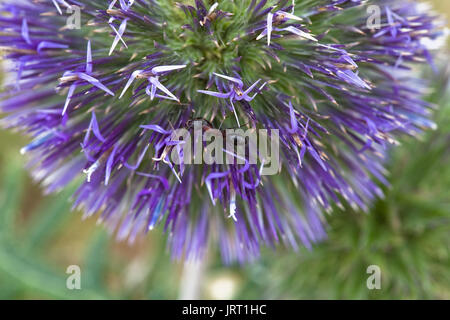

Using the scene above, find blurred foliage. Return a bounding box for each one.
[0,0,449,301]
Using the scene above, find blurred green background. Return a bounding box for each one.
[0,1,449,300]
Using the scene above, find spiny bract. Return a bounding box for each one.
[0,0,444,263]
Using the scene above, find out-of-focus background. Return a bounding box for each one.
[0,1,449,300]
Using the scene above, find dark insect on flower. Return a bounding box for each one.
[0,0,446,263]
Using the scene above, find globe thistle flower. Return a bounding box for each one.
[0,0,444,263]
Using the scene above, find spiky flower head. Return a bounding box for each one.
[0,0,445,263]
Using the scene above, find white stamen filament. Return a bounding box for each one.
[83,160,100,182]
[209,2,219,15]
[228,186,237,222]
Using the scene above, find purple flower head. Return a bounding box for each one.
[0,0,446,263]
